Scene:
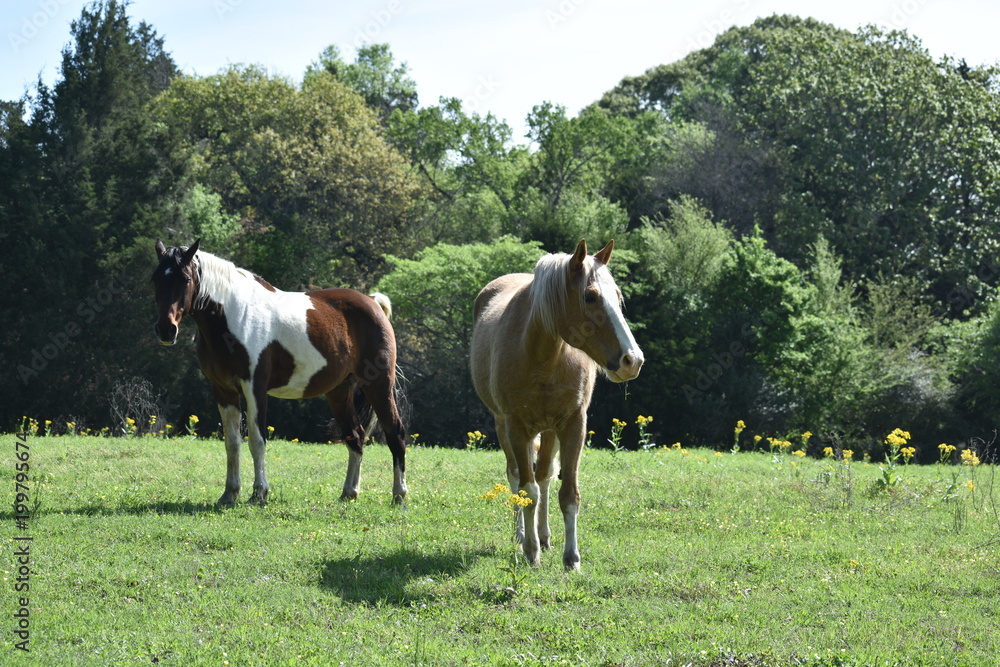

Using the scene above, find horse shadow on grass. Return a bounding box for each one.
[0,499,227,521]
[318,547,487,606]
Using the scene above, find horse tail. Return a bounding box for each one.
[356,293,404,444]
[370,292,392,320]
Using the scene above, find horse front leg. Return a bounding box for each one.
[242,381,270,506]
[216,397,243,506]
[501,419,541,566]
[557,414,587,572]
[534,431,561,551]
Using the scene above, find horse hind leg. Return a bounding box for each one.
[360,374,408,504]
[326,382,366,501]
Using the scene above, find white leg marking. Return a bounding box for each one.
[520,481,541,566]
[241,384,269,505]
[392,464,407,505]
[563,503,581,571]
[537,477,551,551]
[341,448,362,500]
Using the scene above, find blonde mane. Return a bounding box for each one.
[528,252,616,337]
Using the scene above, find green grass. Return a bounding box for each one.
[3,433,1000,666]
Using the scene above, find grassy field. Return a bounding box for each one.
[3,430,1000,666]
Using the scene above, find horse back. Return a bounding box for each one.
[470,274,534,411]
[473,273,532,325]
[304,287,397,372]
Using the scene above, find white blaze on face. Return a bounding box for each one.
[594,265,643,380]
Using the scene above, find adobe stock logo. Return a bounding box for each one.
[681,320,758,404]
[7,0,73,52]
[545,0,587,29]
[352,0,404,48]
[17,273,130,385]
[666,0,753,63]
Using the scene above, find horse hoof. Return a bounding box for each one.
[563,553,581,572]
[339,492,358,502]
[248,488,269,507]
[217,493,238,506]
[539,538,551,551]
[522,547,541,567]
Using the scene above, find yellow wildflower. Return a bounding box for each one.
[482,483,509,501]
[505,490,533,509]
[884,428,911,449]
[961,449,981,466]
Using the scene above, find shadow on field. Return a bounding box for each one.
[49,500,223,517]
[319,548,485,605]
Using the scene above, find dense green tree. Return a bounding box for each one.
[0,0,190,429]
[387,96,529,243]
[517,103,633,248]
[307,43,418,125]
[155,66,423,288]
[599,16,1000,317]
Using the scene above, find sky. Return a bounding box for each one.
[3,0,999,140]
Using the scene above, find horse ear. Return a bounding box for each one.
[594,239,614,266]
[570,239,588,271]
[181,238,201,265]
[155,238,167,259]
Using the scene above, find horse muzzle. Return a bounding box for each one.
[154,322,179,346]
[606,348,644,383]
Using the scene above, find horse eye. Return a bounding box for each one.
[584,288,599,304]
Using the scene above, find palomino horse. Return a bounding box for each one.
[151,239,407,506]
[470,238,643,570]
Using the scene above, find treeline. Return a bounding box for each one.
[4,3,1000,459]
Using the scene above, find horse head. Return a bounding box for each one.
[564,238,644,383]
[151,238,200,345]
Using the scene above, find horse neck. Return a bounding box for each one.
[523,300,574,372]
[188,263,242,334]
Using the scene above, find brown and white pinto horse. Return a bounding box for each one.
[151,239,407,506]
[470,239,643,571]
